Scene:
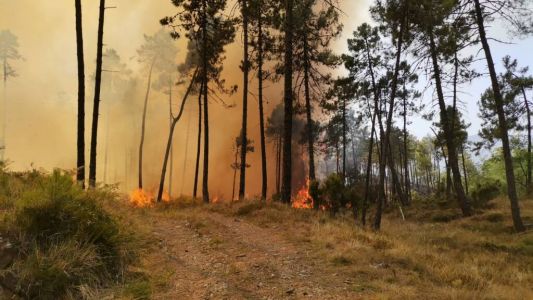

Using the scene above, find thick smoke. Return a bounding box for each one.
[0,0,369,198]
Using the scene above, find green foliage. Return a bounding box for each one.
[470,179,502,208]
[0,170,137,299]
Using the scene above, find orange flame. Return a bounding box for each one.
[129,188,154,208]
[292,178,314,209]
[129,188,172,207]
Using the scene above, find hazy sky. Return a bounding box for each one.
[1,0,532,197]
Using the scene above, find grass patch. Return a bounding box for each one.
[0,169,140,299]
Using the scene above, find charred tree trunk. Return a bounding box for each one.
[201,0,210,203]
[473,0,524,231]
[89,0,106,188]
[138,60,155,189]
[75,0,86,187]
[257,2,268,201]
[303,36,316,185]
[193,83,203,199]
[428,25,472,216]
[239,0,250,201]
[281,0,294,204]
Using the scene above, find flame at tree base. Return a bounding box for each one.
[292,178,314,209]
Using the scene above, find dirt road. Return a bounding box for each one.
[142,209,363,299]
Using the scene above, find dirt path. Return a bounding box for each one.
[142,209,362,299]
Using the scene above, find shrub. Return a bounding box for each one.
[471,179,501,208]
[1,170,136,299]
[320,174,353,215]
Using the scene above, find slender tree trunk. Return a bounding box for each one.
[428,25,472,216]
[75,0,86,187]
[157,71,197,202]
[363,101,378,226]
[138,59,155,189]
[374,6,407,230]
[276,135,282,194]
[473,0,524,231]
[342,97,347,182]
[232,146,239,201]
[168,82,174,197]
[181,105,191,196]
[402,93,411,203]
[239,0,250,200]
[461,145,469,195]
[201,0,210,203]
[193,84,203,198]
[303,36,316,185]
[281,0,294,203]
[522,87,532,195]
[89,0,106,188]
[257,2,268,201]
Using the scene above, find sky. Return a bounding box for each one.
[0,0,532,197]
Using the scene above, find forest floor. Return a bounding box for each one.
[114,197,533,300]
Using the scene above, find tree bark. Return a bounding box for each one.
[257,2,268,201]
[473,0,524,231]
[239,0,250,200]
[75,0,86,188]
[428,26,472,216]
[201,0,210,203]
[193,83,203,198]
[521,87,531,195]
[402,93,411,203]
[374,6,407,230]
[303,35,316,184]
[138,59,155,189]
[281,0,294,204]
[89,0,106,188]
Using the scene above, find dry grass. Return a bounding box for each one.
[209,198,533,299]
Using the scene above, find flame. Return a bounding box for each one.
[129,188,172,207]
[292,178,314,209]
[162,191,171,203]
[129,188,154,208]
[212,195,221,203]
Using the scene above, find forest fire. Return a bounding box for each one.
[129,188,171,207]
[292,178,314,209]
[129,188,154,207]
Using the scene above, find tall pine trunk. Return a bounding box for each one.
[428,25,472,216]
[201,0,210,203]
[75,0,86,187]
[193,83,202,198]
[521,87,532,195]
[89,0,106,188]
[303,36,316,184]
[239,0,250,200]
[257,3,268,201]
[402,93,411,203]
[373,8,407,230]
[473,0,524,231]
[281,0,294,204]
[138,59,155,189]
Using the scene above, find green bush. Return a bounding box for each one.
[1,170,136,299]
[471,179,502,208]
